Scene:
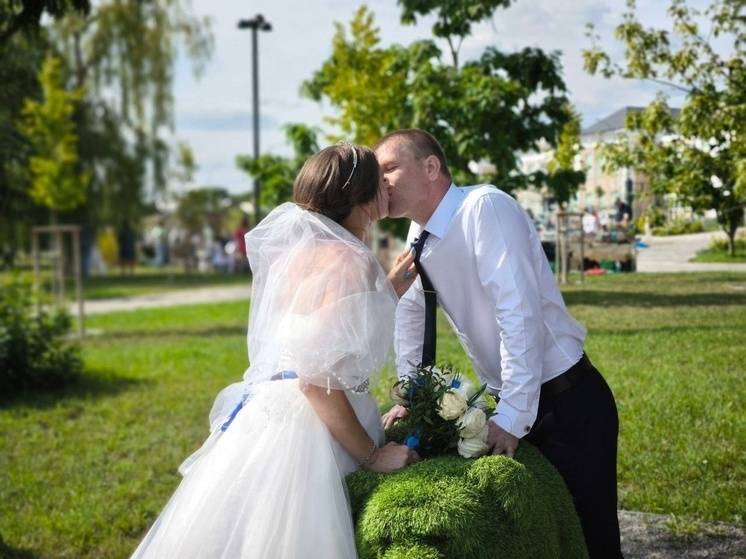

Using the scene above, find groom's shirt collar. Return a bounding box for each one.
[422,183,464,239]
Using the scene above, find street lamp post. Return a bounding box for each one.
[238,14,272,226]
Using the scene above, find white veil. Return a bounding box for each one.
[180,203,396,476]
[242,202,397,391]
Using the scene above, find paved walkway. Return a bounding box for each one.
[636,230,746,273]
[619,510,744,558]
[78,284,251,315]
[75,230,744,315]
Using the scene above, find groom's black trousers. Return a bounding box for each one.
[524,354,623,559]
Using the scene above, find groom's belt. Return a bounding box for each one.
[540,353,593,401]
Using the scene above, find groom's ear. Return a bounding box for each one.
[423,154,441,180]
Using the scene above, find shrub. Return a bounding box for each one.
[348,442,588,559]
[0,277,82,396]
[652,218,705,236]
[707,235,746,252]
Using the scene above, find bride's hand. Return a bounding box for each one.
[387,248,418,298]
[366,442,419,473]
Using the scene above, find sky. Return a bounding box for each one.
[170,0,708,194]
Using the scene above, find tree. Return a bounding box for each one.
[301,8,412,147]
[176,187,232,236]
[51,0,212,225]
[544,104,586,207]
[398,0,512,68]
[583,0,745,255]
[17,54,89,213]
[0,0,89,42]
[304,6,570,194]
[0,31,48,266]
[236,124,320,210]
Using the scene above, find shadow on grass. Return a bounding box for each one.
[564,290,746,307]
[0,369,149,411]
[589,324,731,337]
[91,325,245,341]
[0,535,40,559]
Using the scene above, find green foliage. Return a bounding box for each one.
[305,7,571,195]
[236,123,320,209]
[175,187,232,234]
[545,104,587,206]
[691,234,746,262]
[17,54,90,212]
[348,445,587,559]
[651,218,705,236]
[302,7,412,147]
[0,0,90,42]
[50,0,213,224]
[0,276,82,396]
[583,0,746,255]
[398,0,513,68]
[0,31,49,260]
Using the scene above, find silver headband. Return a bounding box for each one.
[340,145,358,189]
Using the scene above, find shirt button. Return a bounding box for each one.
[524,425,531,433]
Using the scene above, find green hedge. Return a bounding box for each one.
[347,442,587,559]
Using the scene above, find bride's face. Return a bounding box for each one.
[366,172,390,221]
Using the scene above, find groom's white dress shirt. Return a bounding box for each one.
[395,184,587,438]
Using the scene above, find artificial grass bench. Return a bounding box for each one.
[347,441,588,559]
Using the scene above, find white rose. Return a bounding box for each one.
[389,382,409,406]
[457,407,487,439]
[438,390,468,421]
[454,380,476,400]
[457,424,490,458]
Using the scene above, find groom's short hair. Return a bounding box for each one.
[375,129,451,180]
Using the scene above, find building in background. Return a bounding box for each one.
[515,106,687,232]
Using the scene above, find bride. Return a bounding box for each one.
[131,144,420,559]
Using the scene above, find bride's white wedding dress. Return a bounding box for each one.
[131,204,397,559]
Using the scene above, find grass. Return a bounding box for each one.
[0,266,250,301]
[1,272,745,558]
[691,238,746,263]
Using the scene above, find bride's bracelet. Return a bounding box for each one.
[358,440,378,468]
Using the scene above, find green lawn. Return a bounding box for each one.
[1,266,251,301]
[1,272,745,558]
[691,239,746,263]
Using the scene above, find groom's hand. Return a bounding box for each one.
[382,404,409,429]
[487,421,519,458]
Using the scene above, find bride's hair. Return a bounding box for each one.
[293,144,380,224]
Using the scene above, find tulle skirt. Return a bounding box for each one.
[131,379,384,559]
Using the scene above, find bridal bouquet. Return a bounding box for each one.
[389,364,496,458]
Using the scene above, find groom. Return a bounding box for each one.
[376,129,623,558]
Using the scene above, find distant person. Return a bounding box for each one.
[211,235,231,274]
[117,219,137,275]
[149,218,170,267]
[582,206,600,237]
[233,215,251,273]
[614,198,632,229]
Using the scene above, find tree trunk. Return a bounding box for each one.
[726,222,737,257]
[724,206,744,257]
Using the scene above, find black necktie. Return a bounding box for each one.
[412,231,436,367]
